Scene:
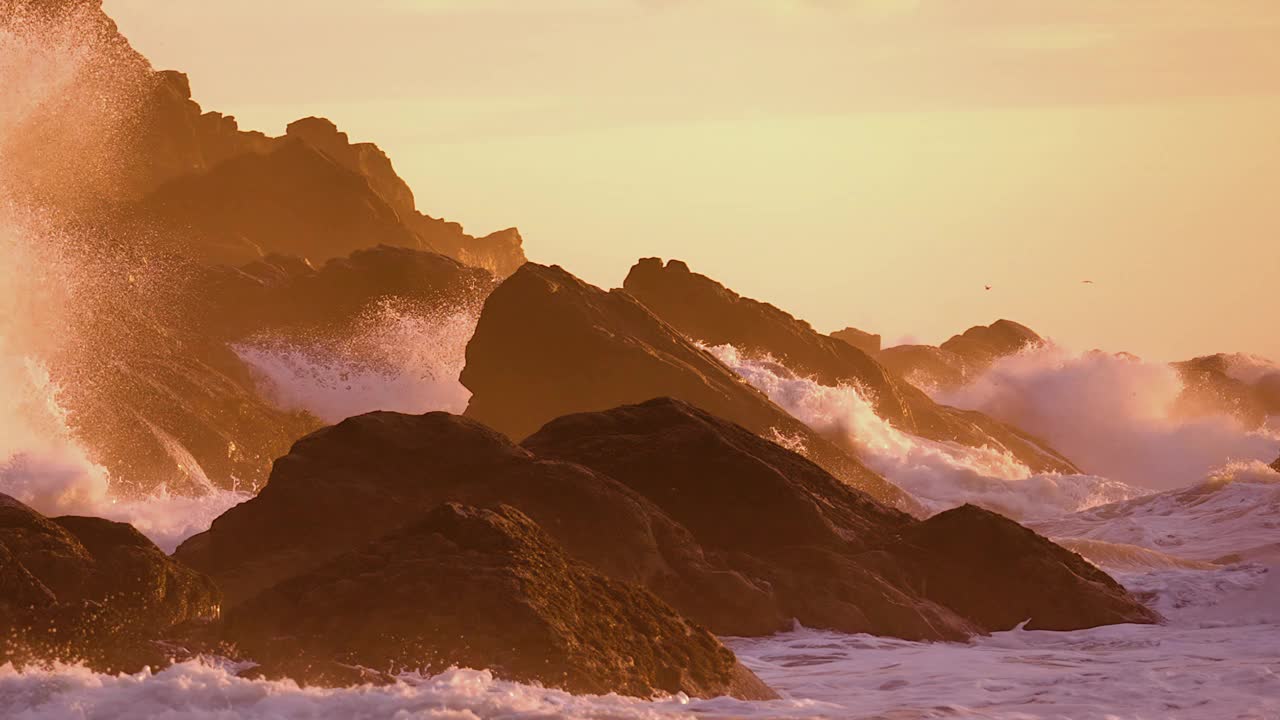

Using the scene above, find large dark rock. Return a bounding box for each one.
[526,400,1157,634]
[874,504,1160,631]
[1272,455,1280,473]
[0,494,220,670]
[459,262,913,510]
[178,401,1156,643]
[225,503,775,699]
[136,140,425,266]
[172,409,768,629]
[622,259,1077,474]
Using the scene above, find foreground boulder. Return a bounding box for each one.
[225,503,775,699]
[527,400,1158,634]
[459,262,913,510]
[178,400,1156,643]
[622,259,1077,474]
[0,494,219,670]
[875,505,1159,630]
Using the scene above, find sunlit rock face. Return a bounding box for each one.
[831,326,881,355]
[879,319,1044,392]
[459,262,915,511]
[2,0,525,274]
[0,493,220,672]
[623,258,1077,475]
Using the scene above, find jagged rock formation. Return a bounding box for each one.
[177,401,1157,646]
[0,493,219,671]
[458,262,914,510]
[132,118,527,274]
[941,319,1044,367]
[57,244,484,494]
[3,0,524,275]
[224,502,776,699]
[880,319,1044,391]
[192,245,493,343]
[831,326,881,355]
[877,344,969,389]
[622,259,1076,474]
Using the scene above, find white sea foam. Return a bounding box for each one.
[235,300,479,423]
[0,202,244,553]
[936,347,1280,490]
[1034,461,1280,564]
[708,344,1143,519]
[0,662,834,720]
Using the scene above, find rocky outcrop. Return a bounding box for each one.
[192,245,493,342]
[136,140,424,266]
[831,327,881,355]
[224,502,775,699]
[459,262,912,509]
[4,1,524,274]
[622,259,1076,474]
[177,401,1156,643]
[941,319,1043,367]
[1173,354,1279,430]
[0,494,219,671]
[878,344,969,389]
[880,320,1044,391]
[1272,455,1280,473]
[52,241,492,494]
[875,505,1158,630]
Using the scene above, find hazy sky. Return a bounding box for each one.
[104,0,1280,361]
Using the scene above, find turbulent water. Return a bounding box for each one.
[234,300,480,423]
[708,344,1147,520]
[2,10,1278,717]
[3,472,1277,719]
[935,347,1280,490]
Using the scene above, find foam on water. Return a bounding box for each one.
[936,347,1280,490]
[707,344,1144,519]
[1034,461,1280,564]
[0,662,835,720]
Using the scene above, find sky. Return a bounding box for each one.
[103,0,1280,361]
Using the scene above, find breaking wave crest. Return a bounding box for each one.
[935,347,1280,489]
[1034,460,1280,564]
[0,661,825,720]
[235,300,480,423]
[707,344,1143,519]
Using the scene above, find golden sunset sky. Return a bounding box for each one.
[103,0,1280,361]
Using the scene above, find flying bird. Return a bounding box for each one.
[1082,280,1095,284]
[984,285,992,291]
